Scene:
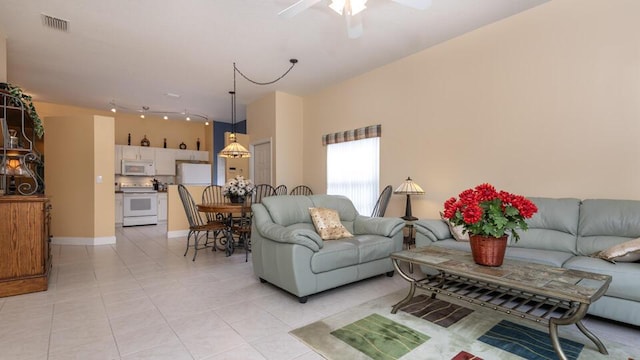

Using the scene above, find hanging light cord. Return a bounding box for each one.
[234,59,298,86]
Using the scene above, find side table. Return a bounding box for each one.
[402,220,416,273]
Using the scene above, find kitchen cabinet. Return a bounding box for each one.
[115,145,123,174]
[115,193,123,225]
[0,196,51,297]
[122,145,154,161]
[175,149,209,162]
[158,192,167,222]
[155,148,176,176]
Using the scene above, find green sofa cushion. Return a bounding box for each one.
[577,199,640,255]
[563,256,640,302]
[262,195,314,227]
[512,197,580,254]
[311,240,359,273]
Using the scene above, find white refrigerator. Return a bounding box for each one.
[176,163,212,185]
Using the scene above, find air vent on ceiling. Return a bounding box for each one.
[41,14,69,32]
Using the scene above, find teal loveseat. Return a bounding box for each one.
[251,194,405,303]
[414,197,640,327]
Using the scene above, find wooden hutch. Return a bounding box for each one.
[0,85,51,297]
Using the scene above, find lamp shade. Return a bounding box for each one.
[394,177,424,195]
[219,140,250,158]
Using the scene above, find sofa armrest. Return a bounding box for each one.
[252,204,323,251]
[414,219,452,243]
[354,215,405,237]
[257,223,323,251]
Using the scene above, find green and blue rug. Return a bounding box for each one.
[290,291,639,360]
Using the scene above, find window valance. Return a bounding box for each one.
[322,124,381,146]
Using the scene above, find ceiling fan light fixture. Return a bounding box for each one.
[330,0,367,16]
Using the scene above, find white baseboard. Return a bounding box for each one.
[51,236,116,246]
[167,230,189,238]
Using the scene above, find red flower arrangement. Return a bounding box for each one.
[443,183,538,242]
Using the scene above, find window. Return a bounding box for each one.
[327,137,379,215]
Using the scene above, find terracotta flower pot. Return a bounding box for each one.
[469,234,508,267]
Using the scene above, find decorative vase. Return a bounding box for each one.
[469,234,508,267]
[229,195,244,204]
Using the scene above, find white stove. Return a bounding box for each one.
[121,183,158,226]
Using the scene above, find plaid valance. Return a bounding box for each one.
[322,124,381,146]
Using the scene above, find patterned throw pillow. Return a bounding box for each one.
[309,207,353,240]
[440,212,469,241]
[595,238,640,263]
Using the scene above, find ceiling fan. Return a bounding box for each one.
[278,0,432,39]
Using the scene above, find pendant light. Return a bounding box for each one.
[219,59,299,159]
[219,70,251,158]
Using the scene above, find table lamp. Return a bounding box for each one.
[394,177,424,221]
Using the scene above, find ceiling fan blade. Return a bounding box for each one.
[278,0,323,18]
[345,13,363,39]
[391,0,432,10]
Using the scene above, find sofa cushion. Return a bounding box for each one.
[504,248,574,268]
[309,207,353,240]
[310,195,358,232]
[577,199,640,255]
[262,195,314,227]
[563,256,640,302]
[310,240,359,273]
[345,235,396,263]
[511,197,580,254]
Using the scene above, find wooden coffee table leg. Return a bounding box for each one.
[549,303,608,360]
[391,259,417,314]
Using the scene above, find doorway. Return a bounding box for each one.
[251,139,272,185]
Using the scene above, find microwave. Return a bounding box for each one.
[122,160,156,176]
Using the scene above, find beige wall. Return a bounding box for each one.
[0,32,6,83]
[93,115,115,237]
[302,0,640,219]
[275,92,304,188]
[167,184,206,235]
[45,115,115,242]
[247,91,303,188]
[35,102,211,151]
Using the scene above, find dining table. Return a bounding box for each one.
[197,202,251,256]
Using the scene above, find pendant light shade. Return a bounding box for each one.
[219,133,250,158]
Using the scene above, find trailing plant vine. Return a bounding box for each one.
[0,82,44,138]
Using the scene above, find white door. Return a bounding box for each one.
[252,141,271,185]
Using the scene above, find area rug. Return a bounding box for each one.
[290,291,639,360]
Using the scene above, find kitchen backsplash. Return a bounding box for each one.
[115,175,174,191]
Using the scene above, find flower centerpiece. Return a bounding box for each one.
[442,183,538,266]
[223,175,255,203]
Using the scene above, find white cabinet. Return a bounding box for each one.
[158,193,168,222]
[115,193,123,225]
[115,145,123,174]
[195,151,209,162]
[155,148,176,175]
[122,145,154,160]
[175,149,209,161]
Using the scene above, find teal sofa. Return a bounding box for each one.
[251,194,405,303]
[414,197,640,327]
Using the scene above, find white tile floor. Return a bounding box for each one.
[0,224,638,359]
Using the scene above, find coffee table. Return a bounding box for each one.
[390,246,612,360]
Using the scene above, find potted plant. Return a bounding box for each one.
[223,175,255,203]
[0,83,44,138]
[442,183,538,266]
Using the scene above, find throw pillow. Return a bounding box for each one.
[594,238,640,263]
[309,207,353,240]
[440,212,469,241]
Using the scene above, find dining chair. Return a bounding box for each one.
[202,185,228,250]
[371,185,393,217]
[274,184,288,196]
[231,195,253,262]
[178,184,226,261]
[253,184,276,204]
[289,185,313,196]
